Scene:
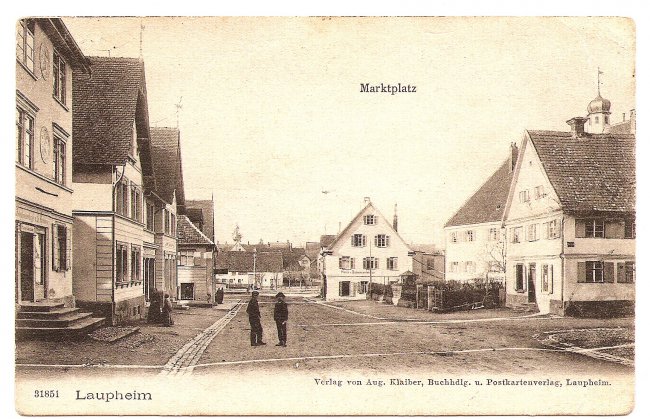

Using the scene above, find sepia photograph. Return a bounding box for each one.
[10,12,640,416]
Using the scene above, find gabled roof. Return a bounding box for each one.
[215,251,283,273]
[177,215,214,247]
[72,57,154,178]
[150,127,186,210]
[326,201,411,251]
[186,199,215,242]
[38,19,91,73]
[445,157,514,228]
[305,242,320,259]
[526,130,635,213]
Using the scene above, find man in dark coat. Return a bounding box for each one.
[273,292,288,347]
[246,291,265,346]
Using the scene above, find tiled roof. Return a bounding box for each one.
[410,244,440,254]
[608,120,632,135]
[177,215,214,246]
[445,157,514,227]
[215,251,283,273]
[72,57,152,167]
[320,235,336,247]
[150,127,185,208]
[527,130,635,213]
[186,200,215,242]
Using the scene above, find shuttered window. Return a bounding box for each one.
[580,261,614,283]
[542,264,553,293]
[351,234,366,247]
[52,224,70,271]
[374,234,390,247]
[515,264,525,292]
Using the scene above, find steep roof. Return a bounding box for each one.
[445,157,514,228]
[186,200,215,242]
[72,57,154,175]
[527,130,635,213]
[150,127,186,209]
[215,251,283,273]
[177,215,214,246]
[39,19,91,73]
[305,242,320,259]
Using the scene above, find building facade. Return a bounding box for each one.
[71,57,156,324]
[215,251,283,289]
[444,145,517,283]
[321,199,413,301]
[177,215,215,303]
[15,18,91,307]
[503,94,635,315]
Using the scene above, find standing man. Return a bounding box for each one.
[274,292,288,347]
[246,290,266,346]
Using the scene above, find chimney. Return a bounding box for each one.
[363,197,371,204]
[393,203,398,232]
[509,142,519,172]
[566,117,588,137]
[622,112,626,122]
[630,109,636,134]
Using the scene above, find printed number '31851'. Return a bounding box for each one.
[34,390,59,398]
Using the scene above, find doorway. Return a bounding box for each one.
[143,257,155,301]
[19,230,45,302]
[527,263,536,303]
[180,283,195,300]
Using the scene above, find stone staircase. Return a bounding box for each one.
[16,301,105,340]
[510,302,539,313]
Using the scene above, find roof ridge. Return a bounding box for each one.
[179,215,214,245]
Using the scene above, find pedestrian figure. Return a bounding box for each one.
[274,292,288,347]
[216,287,224,304]
[147,289,163,323]
[162,293,174,327]
[246,290,265,346]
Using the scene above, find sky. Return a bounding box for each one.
[61,16,636,247]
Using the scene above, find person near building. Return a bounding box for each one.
[273,292,288,347]
[246,291,265,346]
[162,293,174,327]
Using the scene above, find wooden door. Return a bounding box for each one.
[19,232,34,302]
[527,263,536,303]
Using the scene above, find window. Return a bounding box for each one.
[527,224,538,241]
[363,215,376,225]
[338,256,355,270]
[146,201,155,231]
[488,228,498,241]
[541,264,553,293]
[180,283,195,300]
[339,281,351,297]
[116,242,128,284]
[518,190,530,203]
[360,281,369,294]
[604,115,609,124]
[595,116,599,124]
[577,219,605,238]
[171,213,176,236]
[465,261,475,274]
[351,234,366,247]
[387,257,398,270]
[52,224,70,271]
[374,234,390,247]
[544,219,560,239]
[164,210,171,234]
[515,264,525,291]
[426,258,435,271]
[624,261,635,283]
[585,261,604,283]
[624,218,636,239]
[131,246,141,282]
[450,262,459,273]
[52,135,66,185]
[16,107,34,169]
[179,250,194,266]
[16,20,35,73]
[53,50,67,105]
[465,230,474,242]
[511,227,522,243]
[450,232,458,243]
[115,178,129,217]
[363,257,378,270]
[534,185,545,199]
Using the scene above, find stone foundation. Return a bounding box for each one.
[564,300,634,318]
[505,292,529,307]
[77,295,146,325]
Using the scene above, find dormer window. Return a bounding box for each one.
[363,215,376,225]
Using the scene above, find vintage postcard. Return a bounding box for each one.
[12,15,637,415]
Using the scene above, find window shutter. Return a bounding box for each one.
[350,258,355,269]
[362,235,366,247]
[604,262,615,283]
[339,281,343,297]
[549,265,553,294]
[351,236,354,246]
[351,282,357,297]
[339,257,343,269]
[386,236,390,247]
[575,220,586,238]
[617,262,625,284]
[52,223,60,271]
[577,262,586,283]
[65,226,71,270]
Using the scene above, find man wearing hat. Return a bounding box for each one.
[273,292,289,347]
[246,290,266,346]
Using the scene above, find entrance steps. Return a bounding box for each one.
[16,301,104,339]
[510,302,539,313]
